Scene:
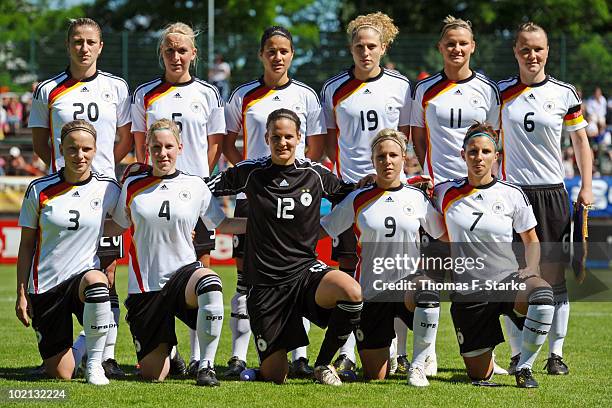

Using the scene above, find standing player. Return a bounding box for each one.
[131,22,225,374]
[208,109,361,385]
[28,17,131,378]
[320,11,411,376]
[16,120,120,385]
[223,26,326,378]
[108,119,244,386]
[409,16,501,375]
[321,129,445,387]
[435,122,554,388]
[498,22,592,375]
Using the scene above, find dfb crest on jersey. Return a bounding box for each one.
[385,102,398,119]
[90,198,102,210]
[300,190,312,207]
[292,103,304,114]
[101,89,113,102]
[256,336,268,352]
[179,190,191,201]
[456,329,464,345]
[543,100,555,112]
[492,201,505,214]
[403,203,415,216]
[470,94,482,107]
[190,100,203,113]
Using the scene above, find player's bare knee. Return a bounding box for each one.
[79,270,108,300]
[341,278,362,303]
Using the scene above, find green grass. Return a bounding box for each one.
[0,265,611,407]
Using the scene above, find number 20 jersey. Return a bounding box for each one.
[28,70,131,177]
[113,171,226,294]
[18,171,120,294]
[321,68,411,183]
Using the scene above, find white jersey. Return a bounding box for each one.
[410,71,500,184]
[131,77,225,177]
[321,68,411,183]
[113,171,226,294]
[321,184,444,298]
[29,70,131,177]
[498,75,588,185]
[225,78,325,160]
[18,170,120,294]
[434,178,536,290]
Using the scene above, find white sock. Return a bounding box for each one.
[196,275,224,369]
[338,332,356,362]
[504,315,522,357]
[517,304,554,370]
[394,318,408,356]
[102,305,119,361]
[230,291,251,362]
[291,318,310,361]
[412,306,440,369]
[189,329,200,362]
[83,283,111,369]
[549,290,570,357]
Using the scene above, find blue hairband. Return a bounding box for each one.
[464,132,498,151]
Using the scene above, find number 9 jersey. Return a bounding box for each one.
[321,68,411,183]
[28,70,131,177]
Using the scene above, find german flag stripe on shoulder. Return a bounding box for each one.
[126,176,160,207]
[442,182,475,214]
[144,82,174,110]
[501,82,529,103]
[332,78,364,108]
[39,180,73,208]
[48,77,80,106]
[422,77,454,108]
[352,187,385,223]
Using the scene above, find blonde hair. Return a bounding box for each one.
[158,22,199,68]
[67,18,102,42]
[146,119,181,144]
[440,15,473,40]
[370,128,407,156]
[347,12,399,47]
[60,119,97,144]
[514,22,548,45]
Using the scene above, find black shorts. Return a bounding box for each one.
[232,199,248,259]
[125,261,202,361]
[331,227,357,261]
[356,300,413,350]
[29,271,88,360]
[194,218,216,256]
[516,184,570,262]
[247,260,333,361]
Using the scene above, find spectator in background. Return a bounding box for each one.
[6,146,45,176]
[208,54,231,101]
[586,87,607,136]
[7,96,23,134]
[562,146,575,178]
[0,102,7,139]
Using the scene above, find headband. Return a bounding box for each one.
[61,126,96,140]
[352,24,382,36]
[464,132,498,150]
[269,30,292,41]
[371,135,406,153]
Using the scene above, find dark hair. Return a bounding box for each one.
[514,22,548,46]
[462,121,499,150]
[67,18,102,42]
[60,119,97,143]
[266,108,301,131]
[260,26,294,51]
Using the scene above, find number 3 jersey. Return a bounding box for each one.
[207,157,354,285]
[113,171,226,294]
[131,77,225,177]
[434,178,537,287]
[321,68,411,183]
[498,75,588,185]
[18,170,120,294]
[410,71,500,184]
[321,184,444,298]
[28,70,131,177]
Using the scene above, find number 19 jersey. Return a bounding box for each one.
[321,68,411,183]
[28,70,131,177]
[113,171,226,294]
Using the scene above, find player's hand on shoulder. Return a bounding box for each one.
[121,162,152,183]
[356,173,376,188]
[407,175,433,195]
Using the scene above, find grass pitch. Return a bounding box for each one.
[0,265,610,407]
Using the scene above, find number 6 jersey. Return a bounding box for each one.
[113,171,226,294]
[28,70,131,177]
[18,170,120,294]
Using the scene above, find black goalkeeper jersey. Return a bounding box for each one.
[207,157,353,285]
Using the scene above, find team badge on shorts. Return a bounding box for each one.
[300,190,312,207]
[256,336,268,352]
[355,328,364,342]
[179,190,191,201]
[233,235,240,248]
[543,100,555,112]
[90,198,102,210]
[134,338,142,353]
[332,236,339,247]
[492,201,505,214]
[35,330,42,344]
[456,329,464,345]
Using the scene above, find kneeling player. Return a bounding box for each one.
[16,121,120,385]
[321,129,446,386]
[434,122,554,388]
[108,119,245,386]
[207,109,361,385]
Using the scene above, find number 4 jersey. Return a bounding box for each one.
[29,70,131,177]
[18,170,121,294]
[113,171,226,294]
